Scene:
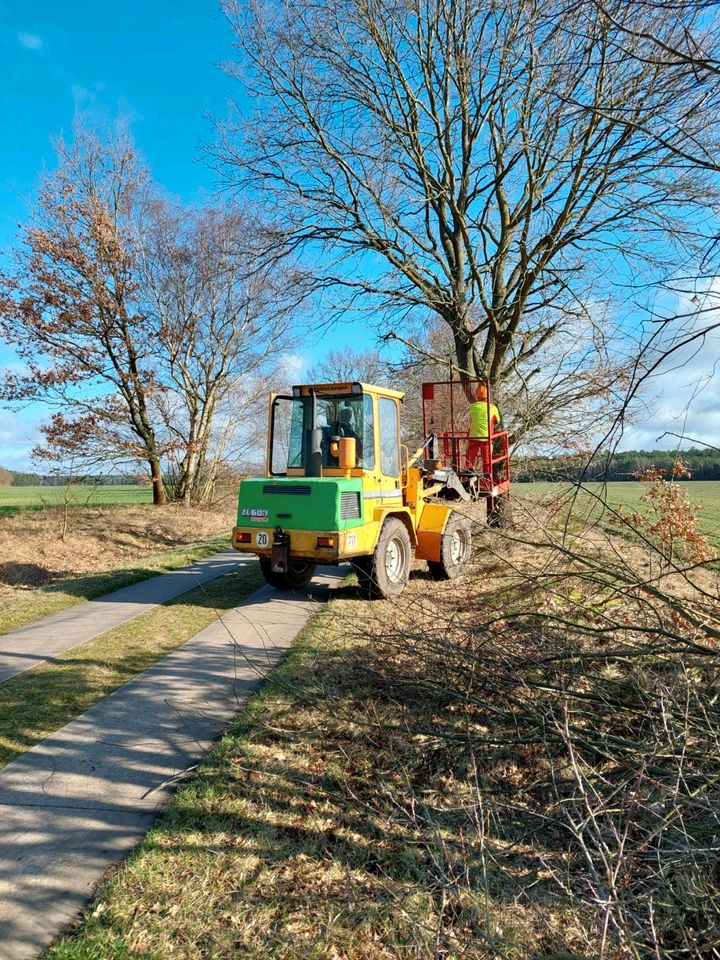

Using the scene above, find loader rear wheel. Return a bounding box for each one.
[259,558,316,591]
[365,517,413,600]
[428,514,472,581]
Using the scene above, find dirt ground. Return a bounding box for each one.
[0,501,236,592]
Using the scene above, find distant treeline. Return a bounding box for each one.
[515,448,720,482]
[3,448,718,486]
[0,469,142,487]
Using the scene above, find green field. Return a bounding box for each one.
[4,480,717,547]
[0,484,152,516]
[514,479,720,549]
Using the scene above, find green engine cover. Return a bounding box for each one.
[236,477,364,531]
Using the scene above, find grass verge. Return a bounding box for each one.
[45,576,571,960]
[0,535,232,635]
[0,563,262,769]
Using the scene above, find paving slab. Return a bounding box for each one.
[0,568,344,960]
[0,551,249,685]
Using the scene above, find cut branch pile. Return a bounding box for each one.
[314,494,720,958]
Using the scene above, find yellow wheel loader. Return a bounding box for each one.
[232,379,510,599]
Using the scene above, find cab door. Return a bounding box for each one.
[375,395,403,506]
[355,394,402,549]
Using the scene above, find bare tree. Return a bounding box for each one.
[220,0,720,440]
[138,202,298,503]
[306,346,389,384]
[582,1,720,121]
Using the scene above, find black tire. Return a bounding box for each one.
[487,493,513,528]
[351,555,373,593]
[427,514,472,580]
[366,517,413,600]
[259,558,316,590]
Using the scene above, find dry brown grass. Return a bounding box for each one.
[0,500,237,634]
[0,502,235,586]
[45,523,596,960]
[49,585,550,960]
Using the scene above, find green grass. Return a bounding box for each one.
[0,536,233,636]
[514,479,720,548]
[0,484,152,516]
[0,563,262,770]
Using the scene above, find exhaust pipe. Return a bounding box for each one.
[305,389,323,477]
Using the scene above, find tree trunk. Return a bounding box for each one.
[453,331,479,380]
[181,451,198,506]
[149,457,165,505]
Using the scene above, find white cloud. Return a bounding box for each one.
[71,83,141,127]
[620,287,720,451]
[18,32,43,51]
[0,410,43,471]
[282,352,307,380]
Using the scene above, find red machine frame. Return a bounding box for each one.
[421,378,511,505]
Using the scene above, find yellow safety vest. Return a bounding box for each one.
[468,401,500,438]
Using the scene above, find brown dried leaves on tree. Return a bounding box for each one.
[0,127,299,503]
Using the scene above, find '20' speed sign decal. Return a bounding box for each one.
[256,531,270,548]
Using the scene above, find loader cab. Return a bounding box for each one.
[268,382,404,495]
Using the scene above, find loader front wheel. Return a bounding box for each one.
[365,518,413,600]
[259,558,316,591]
[428,514,472,581]
[351,555,373,592]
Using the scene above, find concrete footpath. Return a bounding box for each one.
[0,569,343,960]
[0,551,247,684]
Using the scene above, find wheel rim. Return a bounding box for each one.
[385,535,408,584]
[449,527,469,566]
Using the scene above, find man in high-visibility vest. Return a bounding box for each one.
[466,382,500,470]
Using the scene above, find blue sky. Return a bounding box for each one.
[0,1,717,469]
[0,0,352,468]
[0,0,233,247]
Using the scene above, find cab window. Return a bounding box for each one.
[378,397,399,476]
[271,392,372,474]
